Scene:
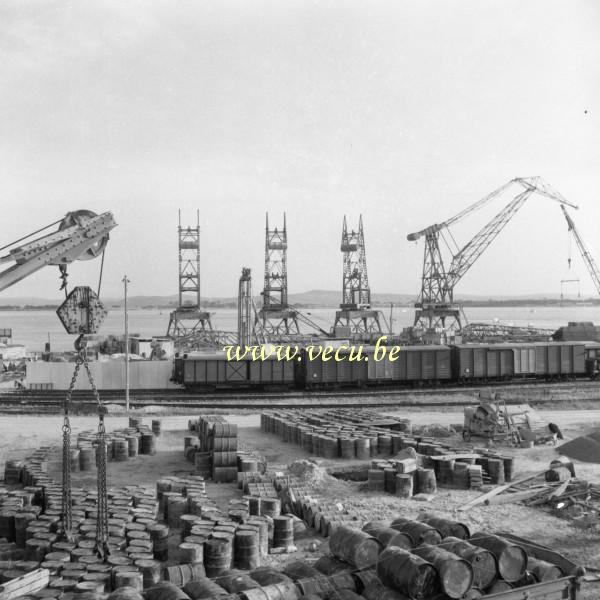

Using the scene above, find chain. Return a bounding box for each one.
[82,352,110,560]
[61,337,85,542]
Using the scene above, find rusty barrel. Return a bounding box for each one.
[248,566,293,586]
[411,543,473,599]
[437,536,497,589]
[272,516,293,549]
[163,563,206,587]
[234,529,260,570]
[140,433,156,456]
[391,520,442,546]
[416,468,437,494]
[144,582,191,600]
[313,554,354,575]
[178,542,203,564]
[395,474,413,498]
[148,524,169,561]
[419,516,470,539]
[376,546,439,600]
[354,569,411,600]
[114,572,144,591]
[203,538,231,578]
[366,526,413,550]
[239,582,300,599]
[469,532,527,583]
[527,557,564,582]
[329,526,382,570]
[183,577,229,599]
[134,559,162,589]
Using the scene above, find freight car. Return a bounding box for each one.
[175,354,295,391]
[173,340,599,391]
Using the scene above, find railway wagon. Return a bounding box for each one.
[452,342,587,381]
[176,353,296,390]
[178,353,249,389]
[297,349,368,388]
[365,344,452,384]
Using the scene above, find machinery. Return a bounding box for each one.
[463,392,558,446]
[407,177,578,341]
[333,215,383,338]
[1,209,117,558]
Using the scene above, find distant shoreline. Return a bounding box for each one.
[0,298,598,311]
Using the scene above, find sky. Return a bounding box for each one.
[1,0,599,303]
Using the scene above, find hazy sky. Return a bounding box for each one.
[1,0,599,302]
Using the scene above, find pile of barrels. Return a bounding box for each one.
[317,518,570,599]
[184,417,242,484]
[69,417,162,473]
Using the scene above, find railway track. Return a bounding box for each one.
[0,379,599,412]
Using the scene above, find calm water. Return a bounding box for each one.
[1,305,599,353]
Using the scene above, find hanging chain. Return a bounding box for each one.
[82,353,110,560]
[61,336,85,542]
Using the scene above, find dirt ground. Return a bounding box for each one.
[1,407,600,598]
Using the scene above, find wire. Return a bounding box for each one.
[97,248,106,297]
[0,218,62,253]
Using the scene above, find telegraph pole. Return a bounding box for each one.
[123,275,130,412]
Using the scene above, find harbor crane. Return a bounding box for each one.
[1,209,117,559]
[560,204,600,296]
[407,177,578,339]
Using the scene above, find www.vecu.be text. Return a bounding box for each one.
[222,336,401,362]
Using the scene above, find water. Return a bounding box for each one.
[1,304,598,353]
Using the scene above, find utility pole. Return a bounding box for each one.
[123,275,130,412]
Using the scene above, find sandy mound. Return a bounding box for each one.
[287,459,332,486]
[558,430,600,463]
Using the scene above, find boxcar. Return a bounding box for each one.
[452,342,587,381]
[248,357,295,389]
[366,345,452,385]
[178,353,249,389]
[298,349,368,388]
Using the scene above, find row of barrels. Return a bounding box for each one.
[325,519,568,599]
[305,408,411,432]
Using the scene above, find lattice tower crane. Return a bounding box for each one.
[1,210,117,558]
[407,177,578,337]
[560,205,600,296]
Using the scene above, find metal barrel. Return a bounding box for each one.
[395,474,413,498]
[469,532,527,583]
[248,567,293,586]
[148,524,169,561]
[329,526,382,570]
[114,571,144,591]
[376,546,440,600]
[260,498,281,518]
[392,520,442,546]
[163,563,206,587]
[140,433,156,456]
[151,419,162,436]
[367,526,413,550]
[378,435,392,455]
[214,571,260,593]
[411,543,474,599]
[247,519,269,558]
[183,577,229,600]
[368,470,385,492]
[313,554,353,575]
[239,582,300,600]
[384,468,397,494]
[178,542,203,564]
[272,516,293,549]
[127,435,139,457]
[419,516,470,539]
[203,538,232,578]
[134,559,162,589]
[282,560,321,581]
[167,496,187,529]
[144,582,191,600]
[527,557,564,582]
[113,438,129,462]
[416,468,437,494]
[234,530,260,570]
[437,536,497,589]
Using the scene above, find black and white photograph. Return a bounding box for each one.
[0,1,599,598]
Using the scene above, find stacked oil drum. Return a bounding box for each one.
[71,417,162,473]
[262,409,513,494]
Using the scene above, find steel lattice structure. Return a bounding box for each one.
[167,210,213,341]
[257,213,299,335]
[334,215,381,336]
[408,177,579,337]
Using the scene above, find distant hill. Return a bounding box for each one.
[0,290,597,309]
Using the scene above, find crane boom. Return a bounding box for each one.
[0,211,117,293]
[407,177,578,338]
[561,205,600,296]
